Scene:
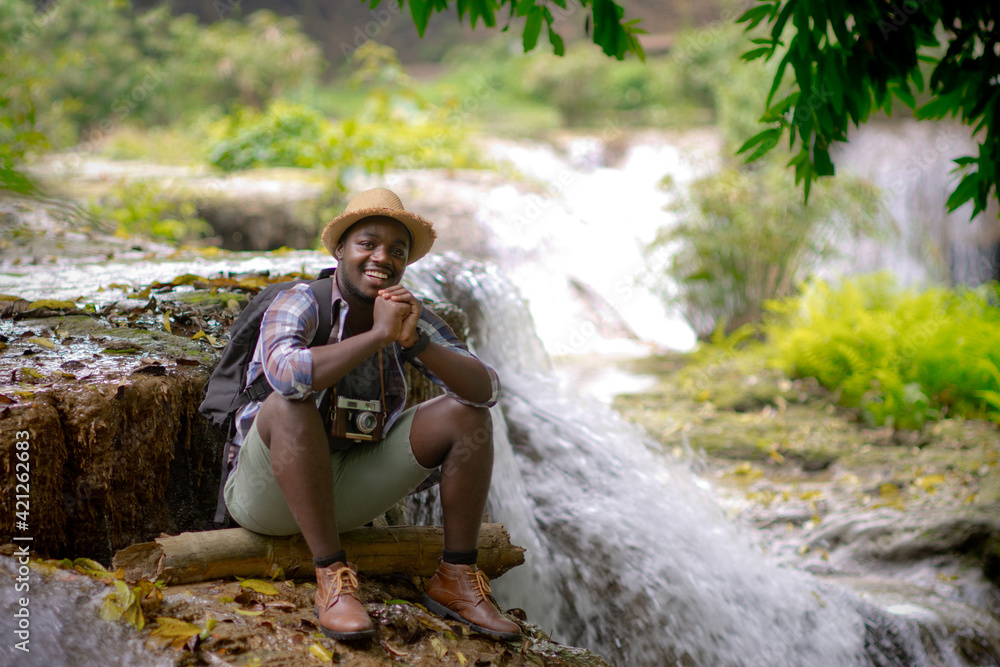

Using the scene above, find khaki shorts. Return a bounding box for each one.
[224,406,435,536]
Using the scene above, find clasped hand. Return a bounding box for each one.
[373,285,421,348]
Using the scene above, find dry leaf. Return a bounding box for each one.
[151,617,201,649]
[240,579,279,596]
[430,637,448,659]
[309,643,334,661]
[26,337,55,349]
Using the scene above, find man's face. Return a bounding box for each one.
[334,216,411,304]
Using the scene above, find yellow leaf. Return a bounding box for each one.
[20,368,45,379]
[429,637,448,659]
[162,311,171,335]
[26,337,55,349]
[235,609,265,616]
[219,596,235,603]
[108,283,131,290]
[237,277,270,291]
[768,448,785,464]
[309,643,334,661]
[916,474,945,491]
[240,579,279,596]
[963,493,979,506]
[73,558,108,574]
[129,287,151,299]
[191,331,205,340]
[172,274,206,286]
[456,651,467,666]
[879,483,900,498]
[26,299,75,310]
[151,617,201,643]
[200,617,219,639]
[199,246,221,257]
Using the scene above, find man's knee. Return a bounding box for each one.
[445,400,492,441]
[445,402,493,464]
[257,392,321,443]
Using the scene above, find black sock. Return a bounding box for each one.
[442,548,478,566]
[313,550,347,568]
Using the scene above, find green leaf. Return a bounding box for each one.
[522,7,542,50]
[742,128,783,163]
[409,0,434,37]
[945,173,980,213]
[891,83,916,110]
[737,127,781,156]
[741,47,771,62]
[737,4,773,30]
[548,25,565,56]
[813,146,834,176]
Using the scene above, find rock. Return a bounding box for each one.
[0,314,221,561]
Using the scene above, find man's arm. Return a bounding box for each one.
[260,284,409,396]
[410,342,495,405]
[380,284,498,406]
[310,287,410,392]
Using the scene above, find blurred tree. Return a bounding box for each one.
[650,163,891,338]
[737,1,999,220]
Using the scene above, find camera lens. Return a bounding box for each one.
[356,411,377,434]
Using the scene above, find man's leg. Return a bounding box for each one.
[408,396,521,640]
[408,395,494,551]
[255,393,341,557]
[254,393,373,640]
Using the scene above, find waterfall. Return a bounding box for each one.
[406,254,988,667]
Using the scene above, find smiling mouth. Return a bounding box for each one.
[364,269,391,281]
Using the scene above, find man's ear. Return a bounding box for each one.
[334,241,344,260]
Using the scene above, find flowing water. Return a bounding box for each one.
[405,255,1000,667]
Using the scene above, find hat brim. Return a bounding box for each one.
[321,207,437,265]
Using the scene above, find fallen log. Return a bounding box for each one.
[112,524,524,585]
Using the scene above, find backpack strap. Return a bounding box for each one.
[238,275,335,407]
[213,274,335,525]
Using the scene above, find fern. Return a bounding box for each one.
[764,273,1000,428]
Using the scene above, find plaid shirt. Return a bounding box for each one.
[231,274,501,465]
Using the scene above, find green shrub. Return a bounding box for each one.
[208,44,488,180]
[1,0,323,146]
[208,101,330,171]
[763,273,1000,428]
[87,180,211,243]
[648,161,890,338]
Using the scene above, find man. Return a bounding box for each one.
[222,188,520,641]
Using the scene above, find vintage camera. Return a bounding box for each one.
[328,396,384,442]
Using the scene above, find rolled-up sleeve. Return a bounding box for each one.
[258,285,318,399]
[409,309,501,408]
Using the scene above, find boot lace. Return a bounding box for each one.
[467,569,492,601]
[319,565,360,606]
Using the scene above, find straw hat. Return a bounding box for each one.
[321,188,437,264]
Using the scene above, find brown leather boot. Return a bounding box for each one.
[421,560,521,640]
[314,562,374,640]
